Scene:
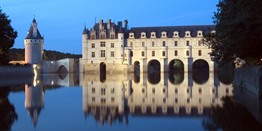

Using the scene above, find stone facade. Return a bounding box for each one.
[81,19,216,73]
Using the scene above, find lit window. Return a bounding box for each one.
[101,50,105,57]
[152,51,155,57]
[91,52,95,57]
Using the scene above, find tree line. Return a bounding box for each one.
[9,48,81,61]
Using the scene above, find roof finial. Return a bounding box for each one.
[33,15,36,23]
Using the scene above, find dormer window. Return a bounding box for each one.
[173,31,179,37]
[161,32,167,38]
[151,32,156,38]
[129,33,134,38]
[110,33,115,39]
[91,34,96,39]
[185,31,191,37]
[141,32,146,38]
[197,30,203,37]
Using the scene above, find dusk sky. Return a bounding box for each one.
[1,0,218,54]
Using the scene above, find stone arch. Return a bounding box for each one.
[148,60,160,84]
[169,59,184,72]
[100,62,106,82]
[192,59,209,84]
[57,65,68,74]
[134,61,140,83]
[192,59,209,71]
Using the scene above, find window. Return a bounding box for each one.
[92,88,95,93]
[186,41,190,46]
[142,88,145,93]
[92,97,95,102]
[198,40,202,46]
[186,50,189,56]
[141,51,145,57]
[163,98,166,103]
[101,98,106,104]
[91,34,95,39]
[198,50,202,56]
[130,42,133,47]
[101,50,105,57]
[142,42,145,47]
[91,52,95,58]
[111,97,115,102]
[152,51,155,57]
[174,41,178,46]
[111,43,114,48]
[101,88,106,95]
[111,88,115,94]
[175,88,178,94]
[174,50,178,56]
[199,88,202,94]
[162,51,165,56]
[110,34,115,39]
[152,88,155,94]
[100,41,105,47]
[111,51,114,57]
[91,43,95,48]
[162,41,166,46]
[175,98,178,103]
[100,33,106,39]
[152,41,155,47]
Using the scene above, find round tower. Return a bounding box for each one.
[24,18,44,64]
[82,26,88,59]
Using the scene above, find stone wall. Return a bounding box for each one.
[233,66,262,95]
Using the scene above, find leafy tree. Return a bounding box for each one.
[0,8,17,65]
[204,0,262,65]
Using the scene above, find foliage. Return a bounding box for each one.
[0,87,18,131]
[204,0,262,65]
[0,8,17,65]
[9,48,81,61]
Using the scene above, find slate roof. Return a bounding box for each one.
[25,19,43,39]
[129,25,215,38]
[89,22,128,39]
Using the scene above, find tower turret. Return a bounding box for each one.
[24,18,44,64]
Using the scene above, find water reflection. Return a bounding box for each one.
[81,72,233,125]
[4,69,262,130]
[0,87,18,131]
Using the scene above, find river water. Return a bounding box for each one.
[0,70,261,131]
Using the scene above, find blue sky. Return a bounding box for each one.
[0,0,218,54]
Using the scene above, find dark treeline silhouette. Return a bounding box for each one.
[9,48,81,61]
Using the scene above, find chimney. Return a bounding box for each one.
[107,19,111,30]
[99,19,103,30]
[124,20,128,30]
[118,21,122,27]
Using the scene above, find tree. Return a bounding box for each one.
[0,8,17,65]
[204,0,262,65]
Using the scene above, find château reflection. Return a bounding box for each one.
[81,71,233,125]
